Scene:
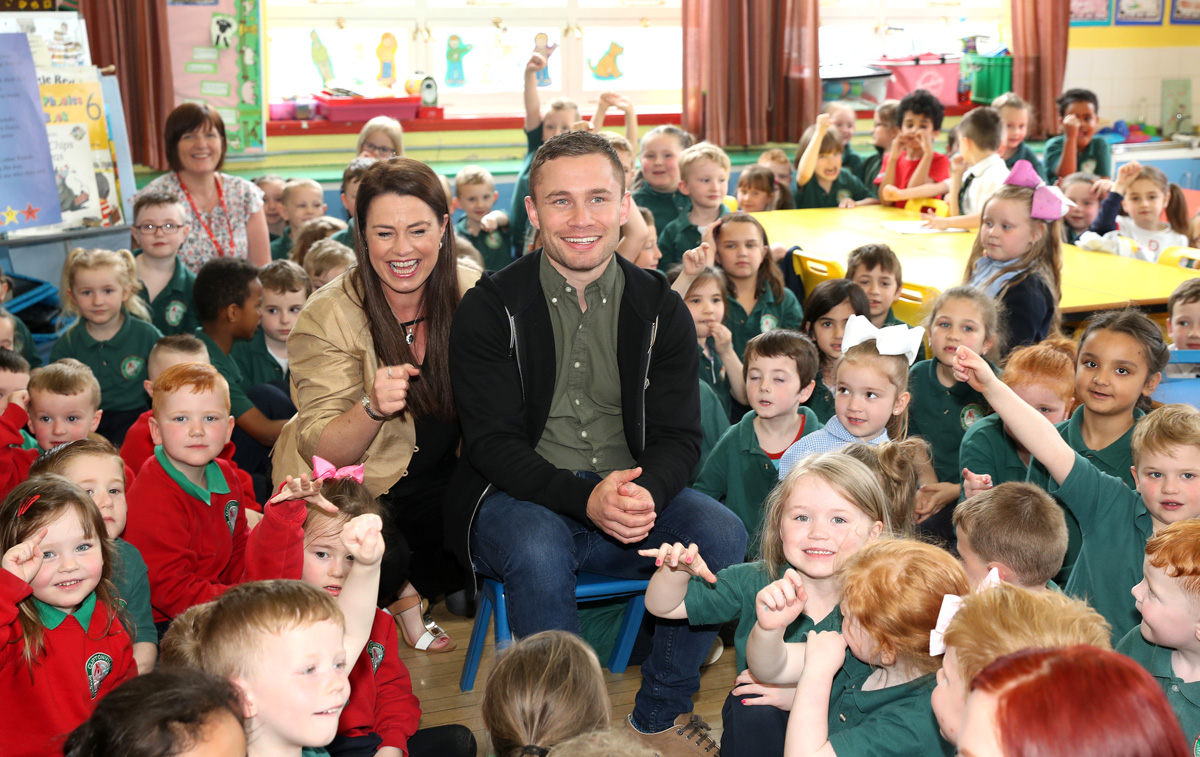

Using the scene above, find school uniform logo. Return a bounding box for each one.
[224,500,239,534]
[121,356,145,380]
[1082,159,1097,174]
[961,403,986,430]
[485,230,503,250]
[86,652,113,699]
[368,641,385,674]
[165,301,187,327]
[759,313,780,333]
[836,189,853,203]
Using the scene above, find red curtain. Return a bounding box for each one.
[1010,0,1070,140]
[78,0,175,170]
[682,0,821,146]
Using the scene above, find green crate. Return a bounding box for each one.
[964,53,1012,104]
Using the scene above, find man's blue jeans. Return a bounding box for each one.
[470,475,747,732]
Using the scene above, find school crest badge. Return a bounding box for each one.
[224,500,239,534]
[166,300,187,327]
[86,652,113,699]
[961,403,986,430]
[368,641,385,674]
[121,356,145,380]
[836,189,853,203]
[485,230,503,250]
[759,313,780,333]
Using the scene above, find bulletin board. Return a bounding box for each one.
[166,0,264,155]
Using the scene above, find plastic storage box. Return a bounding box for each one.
[313,92,421,122]
[873,54,962,106]
[965,53,1012,104]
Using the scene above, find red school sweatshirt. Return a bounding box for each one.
[0,403,38,499]
[0,570,136,757]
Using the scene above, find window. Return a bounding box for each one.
[818,0,1006,66]
[264,0,682,116]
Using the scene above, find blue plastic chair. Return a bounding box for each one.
[459,572,650,692]
[1153,349,1200,406]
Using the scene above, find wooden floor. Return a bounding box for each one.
[397,604,738,755]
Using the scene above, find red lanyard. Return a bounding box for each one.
[177,173,234,258]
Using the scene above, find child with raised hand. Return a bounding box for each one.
[824,101,864,179]
[780,315,922,477]
[930,583,1111,746]
[1044,88,1110,180]
[253,174,286,240]
[640,452,890,757]
[877,89,950,208]
[29,440,157,675]
[991,93,1046,180]
[712,213,804,359]
[269,178,327,261]
[695,330,822,546]
[482,630,613,757]
[963,160,1070,349]
[511,52,580,259]
[0,475,137,757]
[246,470,474,757]
[1060,171,1105,244]
[591,90,640,147]
[633,124,694,232]
[801,280,870,422]
[858,100,900,190]
[1081,161,1190,262]
[846,243,904,328]
[331,157,376,251]
[954,341,1199,640]
[658,143,732,269]
[952,482,1069,591]
[747,538,964,757]
[453,165,512,271]
[52,248,163,446]
[794,115,876,209]
[1167,279,1200,379]
[130,190,200,336]
[842,438,932,538]
[1118,520,1200,749]
[906,286,1001,529]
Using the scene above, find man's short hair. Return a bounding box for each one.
[953,482,1069,587]
[193,258,259,323]
[958,106,1003,153]
[29,359,101,410]
[528,131,627,200]
[678,142,732,182]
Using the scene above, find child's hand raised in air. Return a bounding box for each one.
[953,345,999,393]
[755,568,807,632]
[526,52,547,73]
[267,474,338,513]
[342,514,385,568]
[2,527,47,584]
[638,542,718,584]
[682,242,712,274]
[815,113,831,132]
[1114,160,1142,195]
[961,467,993,500]
[802,630,848,677]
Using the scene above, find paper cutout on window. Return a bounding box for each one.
[377,33,398,87]
[211,13,236,49]
[588,42,624,80]
[445,34,472,87]
[311,30,334,87]
[533,33,556,87]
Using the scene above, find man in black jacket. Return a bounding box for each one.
[449,131,746,755]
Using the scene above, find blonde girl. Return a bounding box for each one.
[0,475,136,757]
[962,166,1067,349]
[713,213,804,360]
[639,452,891,757]
[1087,161,1190,262]
[746,538,966,757]
[842,438,933,538]
[990,93,1046,180]
[632,125,694,231]
[51,247,162,445]
[779,316,922,477]
[801,279,871,423]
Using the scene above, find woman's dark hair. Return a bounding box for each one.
[1076,307,1169,413]
[63,669,244,757]
[164,103,227,173]
[801,279,870,338]
[352,158,458,420]
[712,212,785,301]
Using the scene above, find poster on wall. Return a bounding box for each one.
[0,33,62,233]
[166,0,263,155]
[1171,0,1200,23]
[0,11,91,68]
[1115,0,1164,24]
[1070,0,1113,25]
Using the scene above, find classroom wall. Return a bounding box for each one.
[1064,20,1200,127]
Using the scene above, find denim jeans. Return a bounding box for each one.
[471,474,747,732]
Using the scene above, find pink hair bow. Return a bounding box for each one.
[1003,159,1076,222]
[929,567,1002,655]
[312,455,364,484]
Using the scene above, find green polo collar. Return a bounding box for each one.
[155,445,229,504]
[1063,406,1145,471]
[67,307,134,348]
[539,250,621,304]
[35,591,96,630]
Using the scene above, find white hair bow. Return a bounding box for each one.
[929,567,1002,655]
[842,314,926,366]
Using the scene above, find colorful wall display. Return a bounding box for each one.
[0,32,62,233]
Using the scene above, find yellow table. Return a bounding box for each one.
[754,206,1200,317]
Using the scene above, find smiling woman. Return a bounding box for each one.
[273,158,480,654]
[139,104,271,271]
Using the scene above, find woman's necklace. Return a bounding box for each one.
[400,316,425,345]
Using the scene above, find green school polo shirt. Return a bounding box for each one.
[858,150,884,195]
[1117,628,1200,752]
[195,330,255,419]
[113,538,155,645]
[1043,134,1112,179]
[508,125,545,259]
[698,341,733,420]
[1004,142,1046,182]
[269,230,292,261]
[135,254,199,336]
[656,204,728,272]
[795,169,874,210]
[828,669,952,757]
[454,216,513,271]
[842,144,864,179]
[725,286,804,362]
[695,406,823,550]
[684,561,846,672]
[633,185,690,237]
[883,308,904,327]
[1050,451,1153,641]
[11,315,41,367]
[957,414,1028,500]
[804,372,837,424]
[697,380,730,483]
[231,328,287,387]
[155,444,230,503]
[907,359,989,484]
[49,312,161,412]
[330,218,355,249]
[35,591,96,630]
